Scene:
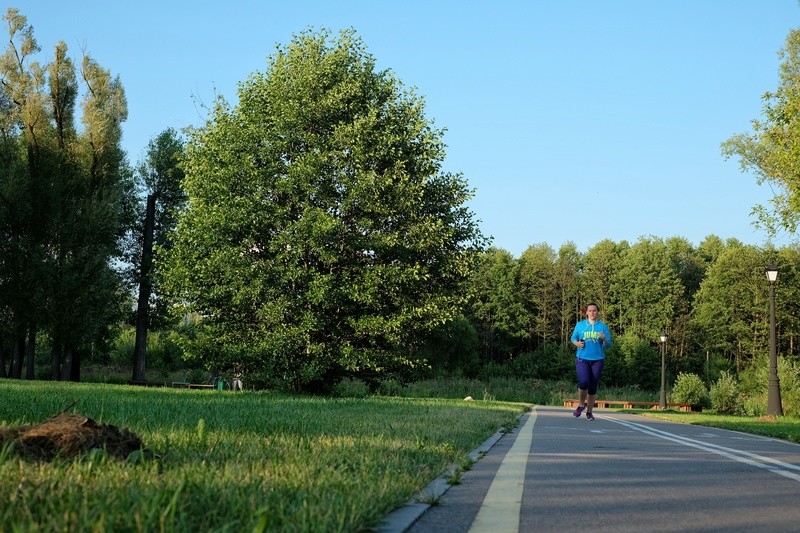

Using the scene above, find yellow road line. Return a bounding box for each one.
[469,408,536,533]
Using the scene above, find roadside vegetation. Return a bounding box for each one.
[0,379,526,532]
[636,411,800,444]
[2,10,800,530]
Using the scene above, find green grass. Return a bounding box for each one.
[0,379,527,532]
[632,410,800,443]
[5,374,795,530]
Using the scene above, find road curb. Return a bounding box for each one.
[376,417,519,533]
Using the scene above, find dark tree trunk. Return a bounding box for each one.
[0,344,7,378]
[51,340,62,380]
[133,193,156,383]
[25,323,36,379]
[70,349,80,382]
[11,323,24,379]
[60,344,73,381]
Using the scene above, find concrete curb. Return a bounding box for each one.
[376,425,510,532]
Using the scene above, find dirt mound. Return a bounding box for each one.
[0,412,145,461]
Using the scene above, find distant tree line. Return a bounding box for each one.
[428,238,800,390]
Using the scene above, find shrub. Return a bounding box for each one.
[376,379,403,397]
[671,372,709,407]
[510,342,573,381]
[110,327,136,367]
[778,357,800,417]
[709,371,739,414]
[476,361,516,380]
[740,394,767,417]
[732,356,800,417]
[605,333,660,390]
[416,316,480,377]
[332,378,370,398]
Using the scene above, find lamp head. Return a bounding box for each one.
[766,263,778,283]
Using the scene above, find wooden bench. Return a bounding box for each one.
[563,399,692,412]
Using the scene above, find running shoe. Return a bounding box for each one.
[586,411,595,421]
[572,405,585,417]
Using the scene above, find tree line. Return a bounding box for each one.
[446,238,799,388]
[0,9,183,382]
[2,8,800,394]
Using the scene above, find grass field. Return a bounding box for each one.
[1,377,798,531]
[635,410,800,443]
[0,379,527,532]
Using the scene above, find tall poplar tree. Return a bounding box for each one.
[131,128,186,383]
[0,8,130,380]
[518,243,558,347]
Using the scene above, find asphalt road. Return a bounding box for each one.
[387,406,800,533]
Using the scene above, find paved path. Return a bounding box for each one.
[382,406,800,532]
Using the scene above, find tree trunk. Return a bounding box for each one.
[60,344,73,381]
[132,193,156,383]
[11,324,24,379]
[25,323,36,379]
[0,344,7,378]
[70,349,80,382]
[51,342,62,380]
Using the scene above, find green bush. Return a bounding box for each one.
[607,333,660,390]
[740,394,767,417]
[778,357,800,417]
[376,379,403,397]
[671,372,709,407]
[511,342,573,381]
[476,361,516,380]
[110,327,187,372]
[110,327,136,367]
[416,316,480,377]
[709,370,739,414]
[332,378,371,398]
[732,356,800,417]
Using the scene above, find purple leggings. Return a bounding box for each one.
[575,357,605,395]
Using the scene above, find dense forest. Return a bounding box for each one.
[1,9,799,400]
[443,238,798,390]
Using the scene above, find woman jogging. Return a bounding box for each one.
[570,303,612,421]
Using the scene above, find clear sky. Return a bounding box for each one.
[9,1,800,257]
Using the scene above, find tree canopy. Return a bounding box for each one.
[723,28,800,239]
[0,8,131,380]
[161,29,486,390]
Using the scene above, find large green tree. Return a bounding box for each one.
[467,247,527,364]
[582,238,627,328]
[161,29,485,389]
[722,28,800,239]
[518,243,558,348]
[689,243,770,371]
[0,8,130,380]
[615,237,683,341]
[131,128,186,382]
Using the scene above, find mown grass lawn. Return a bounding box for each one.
[0,379,528,532]
[634,410,800,443]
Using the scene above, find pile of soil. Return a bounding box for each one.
[0,412,145,461]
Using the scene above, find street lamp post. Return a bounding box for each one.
[766,264,783,416]
[659,332,668,410]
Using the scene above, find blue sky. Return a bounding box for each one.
[10,1,800,256]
